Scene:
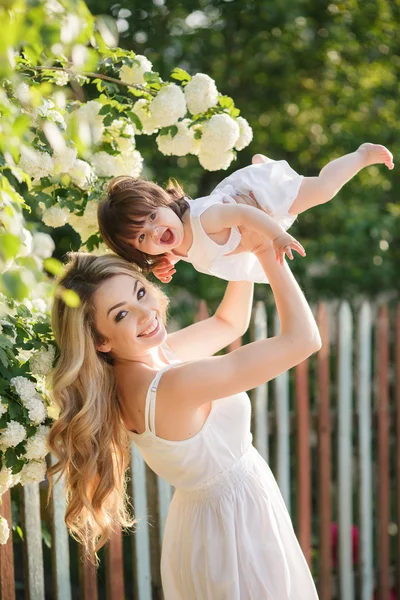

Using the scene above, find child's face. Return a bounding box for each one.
[129,206,184,256]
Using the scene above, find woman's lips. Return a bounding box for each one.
[138,317,160,338]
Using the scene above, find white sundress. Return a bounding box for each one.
[179,159,303,283]
[130,365,319,600]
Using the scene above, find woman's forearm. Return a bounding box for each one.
[214,280,254,337]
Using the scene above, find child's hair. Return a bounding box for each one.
[98,176,190,272]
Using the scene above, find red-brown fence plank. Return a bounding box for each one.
[377,305,390,600]
[106,528,124,600]
[395,304,400,597]
[79,546,98,600]
[316,303,332,600]
[0,489,15,600]
[295,358,312,567]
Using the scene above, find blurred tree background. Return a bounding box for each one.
[79,0,400,306]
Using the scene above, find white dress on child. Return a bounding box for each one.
[130,365,319,600]
[179,160,303,283]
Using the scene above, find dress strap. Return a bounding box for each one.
[144,365,173,435]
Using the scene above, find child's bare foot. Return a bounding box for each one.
[252,154,273,165]
[357,143,394,170]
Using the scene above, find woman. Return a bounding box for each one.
[48,236,321,600]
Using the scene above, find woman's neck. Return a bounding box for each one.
[114,345,170,372]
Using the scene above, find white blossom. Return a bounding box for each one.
[19,459,47,485]
[0,398,8,418]
[26,397,47,425]
[11,376,37,403]
[29,345,55,377]
[132,99,160,135]
[69,159,93,189]
[106,119,136,153]
[52,147,77,175]
[41,205,70,228]
[68,200,99,243]
[120,55,153,85]
[0,421,26,448]
[200,114,240,154]
[0,517,10,545]
[149,84,187,128]
[53,70,69,86]
[198,149,235,171]
[71,100,104,144]
[24,426,49,460]
[31,298,48,315]
[90,150,143,179]
[18,147,54,183]
[19,228,33,257]
[234,117,253,151]
[184,73,219,115]
[0,468,13,496]
[156,119,198,156]
[32,232,55,259]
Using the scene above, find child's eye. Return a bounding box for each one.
[137,287,146,300]
[138,233,145,243]
[150,212,156,221]
[115,310,128,323]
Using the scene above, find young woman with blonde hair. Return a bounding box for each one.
[48,232,321,599]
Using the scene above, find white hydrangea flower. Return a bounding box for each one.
[0,398,8,418]
[54,70,69,86]
[10,376,37,403]
[120,55,153,85]
[200,114,240,154]
[106,119,136,153]
[31,298,48,315]
[184,73,219,115]
[198,149,235,171]
[41,205,70,228]
[14,82,31,104]
[29,345,55,377]
[32,232,55,259]
[71,100,104,144]
[18,228,33,257]
[0,467,13,495]
[19,459,47,486]
[156,119,198,157]
[149,84,187,128]
[26,397,47,425]
[68,200,99,243]
[0,421,26,448]
[24,425,49,460]
[91,150,143,179]
[0,517,10,545]
[52,147,77,175]
[69,159,93,189]
[19,147,54,183]
[234,117,253,151]
[132,99,160,135]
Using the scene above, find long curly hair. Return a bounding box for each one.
[47,252,169,561]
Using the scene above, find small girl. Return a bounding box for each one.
[98,144,393,284]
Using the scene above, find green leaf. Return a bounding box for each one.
[126,111,143,132]
[218,95,235,110]
[144,71,162,85]
[170,68,192,83]
[43,258,64,277]
[0,334,13,349]
[61,289,80,308]
[0,349,9,369]
[41,521,52,549]
[15,526,24,540]
[0,234,20,261]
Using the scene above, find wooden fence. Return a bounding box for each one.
[0,301,399,600]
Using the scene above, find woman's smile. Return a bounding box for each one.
[138,315,160,338]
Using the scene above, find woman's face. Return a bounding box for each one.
[93,274,167,360]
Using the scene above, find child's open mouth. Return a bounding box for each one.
[160,228,175,245]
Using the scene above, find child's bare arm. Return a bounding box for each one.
[201,203,306,264]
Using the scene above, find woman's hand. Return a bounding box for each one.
[152,256,177,283]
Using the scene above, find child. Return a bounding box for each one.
[98,144,393,284]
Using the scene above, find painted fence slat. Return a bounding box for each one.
[130,444,152,600]
[377,305,390,600]
[316,303,332,600]
[105,528,125,600]
[357,302,374,600]
[78,548,98,600]
[337,302,354,600]
[50,456,72,600]
[252,302,269,461]
[295,358,311,567]
[157,477,172,549]
[274,311,290,512]
[20,484,45,600]
[0,489,15,600]
[396,304,400,600]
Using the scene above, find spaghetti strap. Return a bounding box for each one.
[144,365,173,435]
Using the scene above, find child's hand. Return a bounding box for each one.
[273,233,306,265]
[152,257,177,283]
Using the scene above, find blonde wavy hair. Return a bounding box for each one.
[47,252,169,561]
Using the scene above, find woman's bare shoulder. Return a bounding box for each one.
[115,363,158,433]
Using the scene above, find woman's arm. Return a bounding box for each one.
[166,280,254,361]
[160,243,321,407]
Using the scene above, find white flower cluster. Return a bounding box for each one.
[120,55,153,86]
[0,467,13,495]
[41,205,70,228]
[0,420,26,449]
[184,73,219,115]
[235,116,253,151]
[149,84,187,128]
[106,119,136,153]
[19,459,47,486]
[132,99,160,135]
[10,376,47,426]
[0,517,10,546]
[91,149,143,179]
[67,199,100,243]
[32,232,55,260]
[156,119,199,157]
[29,345,55,377]
[0,398,8,418]
[19,147,54,184]
[24,425,49,460]
[69,100,105,144]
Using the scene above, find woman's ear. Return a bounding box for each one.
[96,339,112,353]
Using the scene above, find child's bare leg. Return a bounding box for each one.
[288,143,394,215]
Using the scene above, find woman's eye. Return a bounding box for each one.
[138,233,145,243]
[137,287,146,300]
[115,310,128,323]
[150,212,156,221]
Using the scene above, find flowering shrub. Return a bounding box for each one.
[0,0,253,544]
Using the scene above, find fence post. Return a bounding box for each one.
[50,455,72,600]
[252,302,269,462]
[357,302,374,600]
[337,301,354,600]
[20,483,45,600]
[0,489,15,600]
[396,304,400,599]
[274,311,290,511]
